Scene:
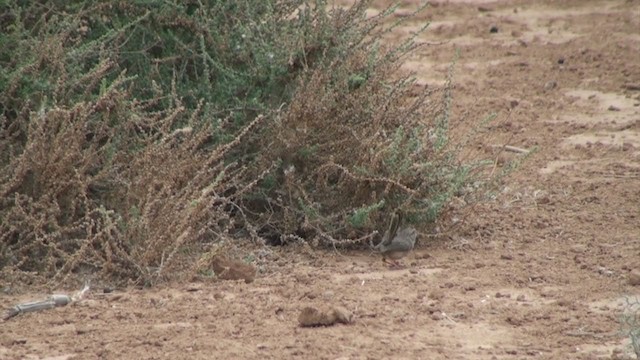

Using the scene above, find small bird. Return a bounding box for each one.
[375,211,417,268]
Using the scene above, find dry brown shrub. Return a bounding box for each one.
[246,43,478,247]
[0,81,268,286]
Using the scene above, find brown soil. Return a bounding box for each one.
[2,0,639,359]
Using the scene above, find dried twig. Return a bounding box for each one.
[491,144,530,154]
[2,283,90,321]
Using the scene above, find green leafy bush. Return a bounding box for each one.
[0,0,503,285]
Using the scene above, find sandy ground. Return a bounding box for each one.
[2,0,640,359]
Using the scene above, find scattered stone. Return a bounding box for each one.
[557,57,565,64]
[607,105,621,111]
[495,292,511,299]
[5,338,27,346]
[322,291,334,300]
[185,283,203,292]
[628,270,640,286]
[597,266,614,277]
[543,81,557,91]
[463,284,476,292]
[294,273,310,284]
[489,25,499,33]
[570,244,587,253]
[478,6,493,12]
[298,306,353,327]
[516,294,526,302]
[555,299,573,307]
[76,326,91,335]
[431,312,444,321]
[506,316,523,326]
[622,142,634,151]
[108,293,127,302]
[429,289,445,300]
[500,254,514,261]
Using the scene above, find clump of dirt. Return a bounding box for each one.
[209,255,257,284]
[298,305,353,327]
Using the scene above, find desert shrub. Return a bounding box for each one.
[621,296,640,358]
[0,0,502,286]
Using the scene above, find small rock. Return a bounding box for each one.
[463,285,476,291]
[108,293,127,302]
[555,299,573,307]
[10,338,27,346]
[429,290,445,300]
[516,294,526,302]
[322,291,334,300]
[557,57,565,64]
[500,254,513,260]
[543,81,557,91]
[489,25,499,33]
[598,266,614,277]
[76,326,91,335]
[301,291,318,300]
[622,83,640,91]
[431,312,444,321]
[331,306,353,324]
[570,244,587,253]
[298,306,353,327]
[506,316,523,326]
[185,283,203,292]
[495,292,511,299]
[608,105,621,111]
[628,270,640,286]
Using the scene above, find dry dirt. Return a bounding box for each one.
[2,0,640,359]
